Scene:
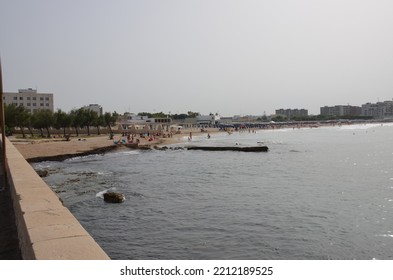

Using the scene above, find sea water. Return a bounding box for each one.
[35,123,393,259]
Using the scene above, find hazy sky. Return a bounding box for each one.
[1,0,393,116]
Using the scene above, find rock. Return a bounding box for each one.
[36,170,49,177]
[103,192,125,203]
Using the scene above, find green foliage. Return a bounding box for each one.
[4,104,18,128]
[137,111,168,118]
[271,115,287,122]
[3,104,120,138]
[32,109,55,137]
[103,112,118,134]
[171,113,189,119]
[187,111,200,117]
[54,109,71,136]
[137,111,200,119]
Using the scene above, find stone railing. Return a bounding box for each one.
[4,137,110,260]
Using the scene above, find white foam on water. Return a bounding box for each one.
[96,187,117,198]
[120,150,140,155]
[378,234,393,238]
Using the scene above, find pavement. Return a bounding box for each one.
[0,158,22,259]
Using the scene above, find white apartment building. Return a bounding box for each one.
[3,88,54,113]
[361,100,393,119]
[196,114,220,126]
[276,108,308,119]
[118,113,172,131]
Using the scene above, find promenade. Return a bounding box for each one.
[0,159,21,259]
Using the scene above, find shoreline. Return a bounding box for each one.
[11,121,388,163]
[10,128,219,163]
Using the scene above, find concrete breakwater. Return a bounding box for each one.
[4,137,110,260]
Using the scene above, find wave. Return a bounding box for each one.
[119,150,141,155]
[96,187,117,198]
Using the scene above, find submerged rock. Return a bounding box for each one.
[103,192,125,203]
[36,170,49,177]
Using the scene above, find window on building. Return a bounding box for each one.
[33,103,37,106]
[27,103,31,106]
[13,97,17,100]
[33,97,36,100]
[45,97,49,100]
[40,97,44,100]
[19,97,23,100]
[46,103,49,107]
[27,97,31,100]
[13,102,18,105]
[40,103,44,106]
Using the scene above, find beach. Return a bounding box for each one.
[10,128,219,162]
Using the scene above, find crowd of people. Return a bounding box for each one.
[112,132,175,145]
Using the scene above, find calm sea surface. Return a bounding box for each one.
[35,123,393,259]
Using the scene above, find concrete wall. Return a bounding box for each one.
[5,137,110,260]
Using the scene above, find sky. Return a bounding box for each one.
[1,0,393,116]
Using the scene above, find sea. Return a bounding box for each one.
[34,123,393,260]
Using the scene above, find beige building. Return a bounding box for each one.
[3,88,54,113]
[275,108,308,119]
[82,104,103,116]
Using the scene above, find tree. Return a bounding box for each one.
[187,111,200,118]
[82,109,98,136]
[103,112,118,135]
[4,104,18,131]
[54,109,71,137]
[32,109,54,137]
[92,115,105,135]
[271,115,287,122]
[15,106,30,138]
[69,109,85,136]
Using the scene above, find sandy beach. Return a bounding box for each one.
[10,128,220,162]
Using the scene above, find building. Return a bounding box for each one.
[82,104,103,116]
[196,114,220,126]
[275,108,308,119]
[361,100,393,119]
[3,88,54,113]
[118,113,172,132]
[320,105,361,117]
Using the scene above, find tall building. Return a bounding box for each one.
[361,100,393,119]
[82,104,103,116]
[3,88,54,113]
[320,105,361,117]
[275,108,308,119]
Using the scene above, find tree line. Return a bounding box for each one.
[3,104,119,138]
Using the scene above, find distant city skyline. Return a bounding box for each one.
[1,0,393,116]
[4,87,393,118]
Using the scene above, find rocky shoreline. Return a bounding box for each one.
[25,145,121,163]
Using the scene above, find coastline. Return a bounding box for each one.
[11,121,384,162]
[10,128,219,162]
